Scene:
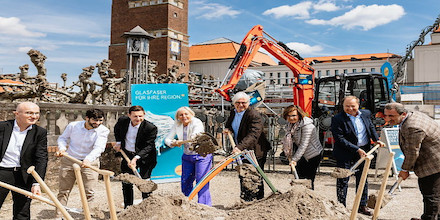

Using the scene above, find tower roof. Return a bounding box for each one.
[122,25,155,39]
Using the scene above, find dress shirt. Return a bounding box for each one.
[124,122,140,153]
[347,111,369,146]
[58,121,109,161]
[232,109,246,144]
[0,120,33,167]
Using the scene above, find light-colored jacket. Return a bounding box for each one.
[164,117,204,155]
[399,111,440,178]
[283,117,323,162]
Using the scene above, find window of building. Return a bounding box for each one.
[371,68,376,72]
[335,70,339,75]
[326,70,330,76]
[285,72,289,84]
[361,68,366,72]
[352,69,357,73]
[173,12,178,18]
[317,70,322,78]
[277,72,281,84]
[343,69,348,73]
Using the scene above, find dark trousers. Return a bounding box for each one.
[296,154,322,190]
[240,155,266,201]
[418,172,440,220]
[0,168,32,220]
[336,159,368,207]
[121,151,156,208]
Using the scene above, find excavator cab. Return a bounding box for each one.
[312,72,390,166]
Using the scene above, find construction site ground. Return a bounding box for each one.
[1,154,422,219]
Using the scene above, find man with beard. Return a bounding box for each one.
[385,102,440,220]
[55,109,109,213]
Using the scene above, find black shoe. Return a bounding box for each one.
[410,218,421,220]
[358,206,373,216]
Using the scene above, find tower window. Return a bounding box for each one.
[173,12,178,18]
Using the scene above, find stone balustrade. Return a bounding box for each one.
[0,102,129,146]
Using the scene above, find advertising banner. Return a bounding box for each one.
[131,83,188,183]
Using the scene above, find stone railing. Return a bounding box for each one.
[0,103,129,146]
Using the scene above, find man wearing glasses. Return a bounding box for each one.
[0,102,48,219]
[224,92,271,201]
[385,102,440,220]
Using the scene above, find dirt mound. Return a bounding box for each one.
[227,185,350,220]
[117,194,227,220]
[118,185,351,220]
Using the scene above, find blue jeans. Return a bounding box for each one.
[181,154,212,206]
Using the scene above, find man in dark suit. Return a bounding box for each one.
[385,102,440,220]
[0,102,48,219]
[331,96,383,216]
[113,105,157,208]
[225,92,271,201]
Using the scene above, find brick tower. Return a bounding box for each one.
[109,0,189,78]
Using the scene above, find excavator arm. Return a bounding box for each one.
[215,25,315,115]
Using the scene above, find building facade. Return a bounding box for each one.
[109,0,189,77]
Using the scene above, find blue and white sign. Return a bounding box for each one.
[131,83,189,183]
[377,128,404,174]
[381,62,395,100]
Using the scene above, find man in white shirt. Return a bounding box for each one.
[56,109,109,209]
[0,102,48,219]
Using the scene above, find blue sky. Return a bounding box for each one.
[0,0,439,84]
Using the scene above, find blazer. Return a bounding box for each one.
[331,109,379,162]
[164,117,204,154]
[399,111,440,178]
[0,120,48,184]
[225,107,271,159]
[114,116,158,163]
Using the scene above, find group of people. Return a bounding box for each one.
[1,93,440,219]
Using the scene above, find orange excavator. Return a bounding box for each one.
[215,25,315,115]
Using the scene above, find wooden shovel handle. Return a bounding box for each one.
[27,166,74,220]
[227,132,236,148]
[119,150,142,178]
[350,144,380,172]
[61,153,114,176]
[290,163,300,179]
[0,179,55,206]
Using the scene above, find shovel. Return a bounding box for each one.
[368,177,403,209]
[60,152,156,194]
[57,152,118,219]
[0,179,81,215]
[331,143,380,178]
[178,132,219,157]
[119,150,142,178]
[289,162,312,188]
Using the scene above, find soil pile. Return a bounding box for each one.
[117,194,227,220]
[227,185,351,220]
[118,185,351,220]
[113,173,158,193]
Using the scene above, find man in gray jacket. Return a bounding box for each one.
[385,102,440,220]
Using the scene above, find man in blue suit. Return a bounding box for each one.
[331,96,384,216]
